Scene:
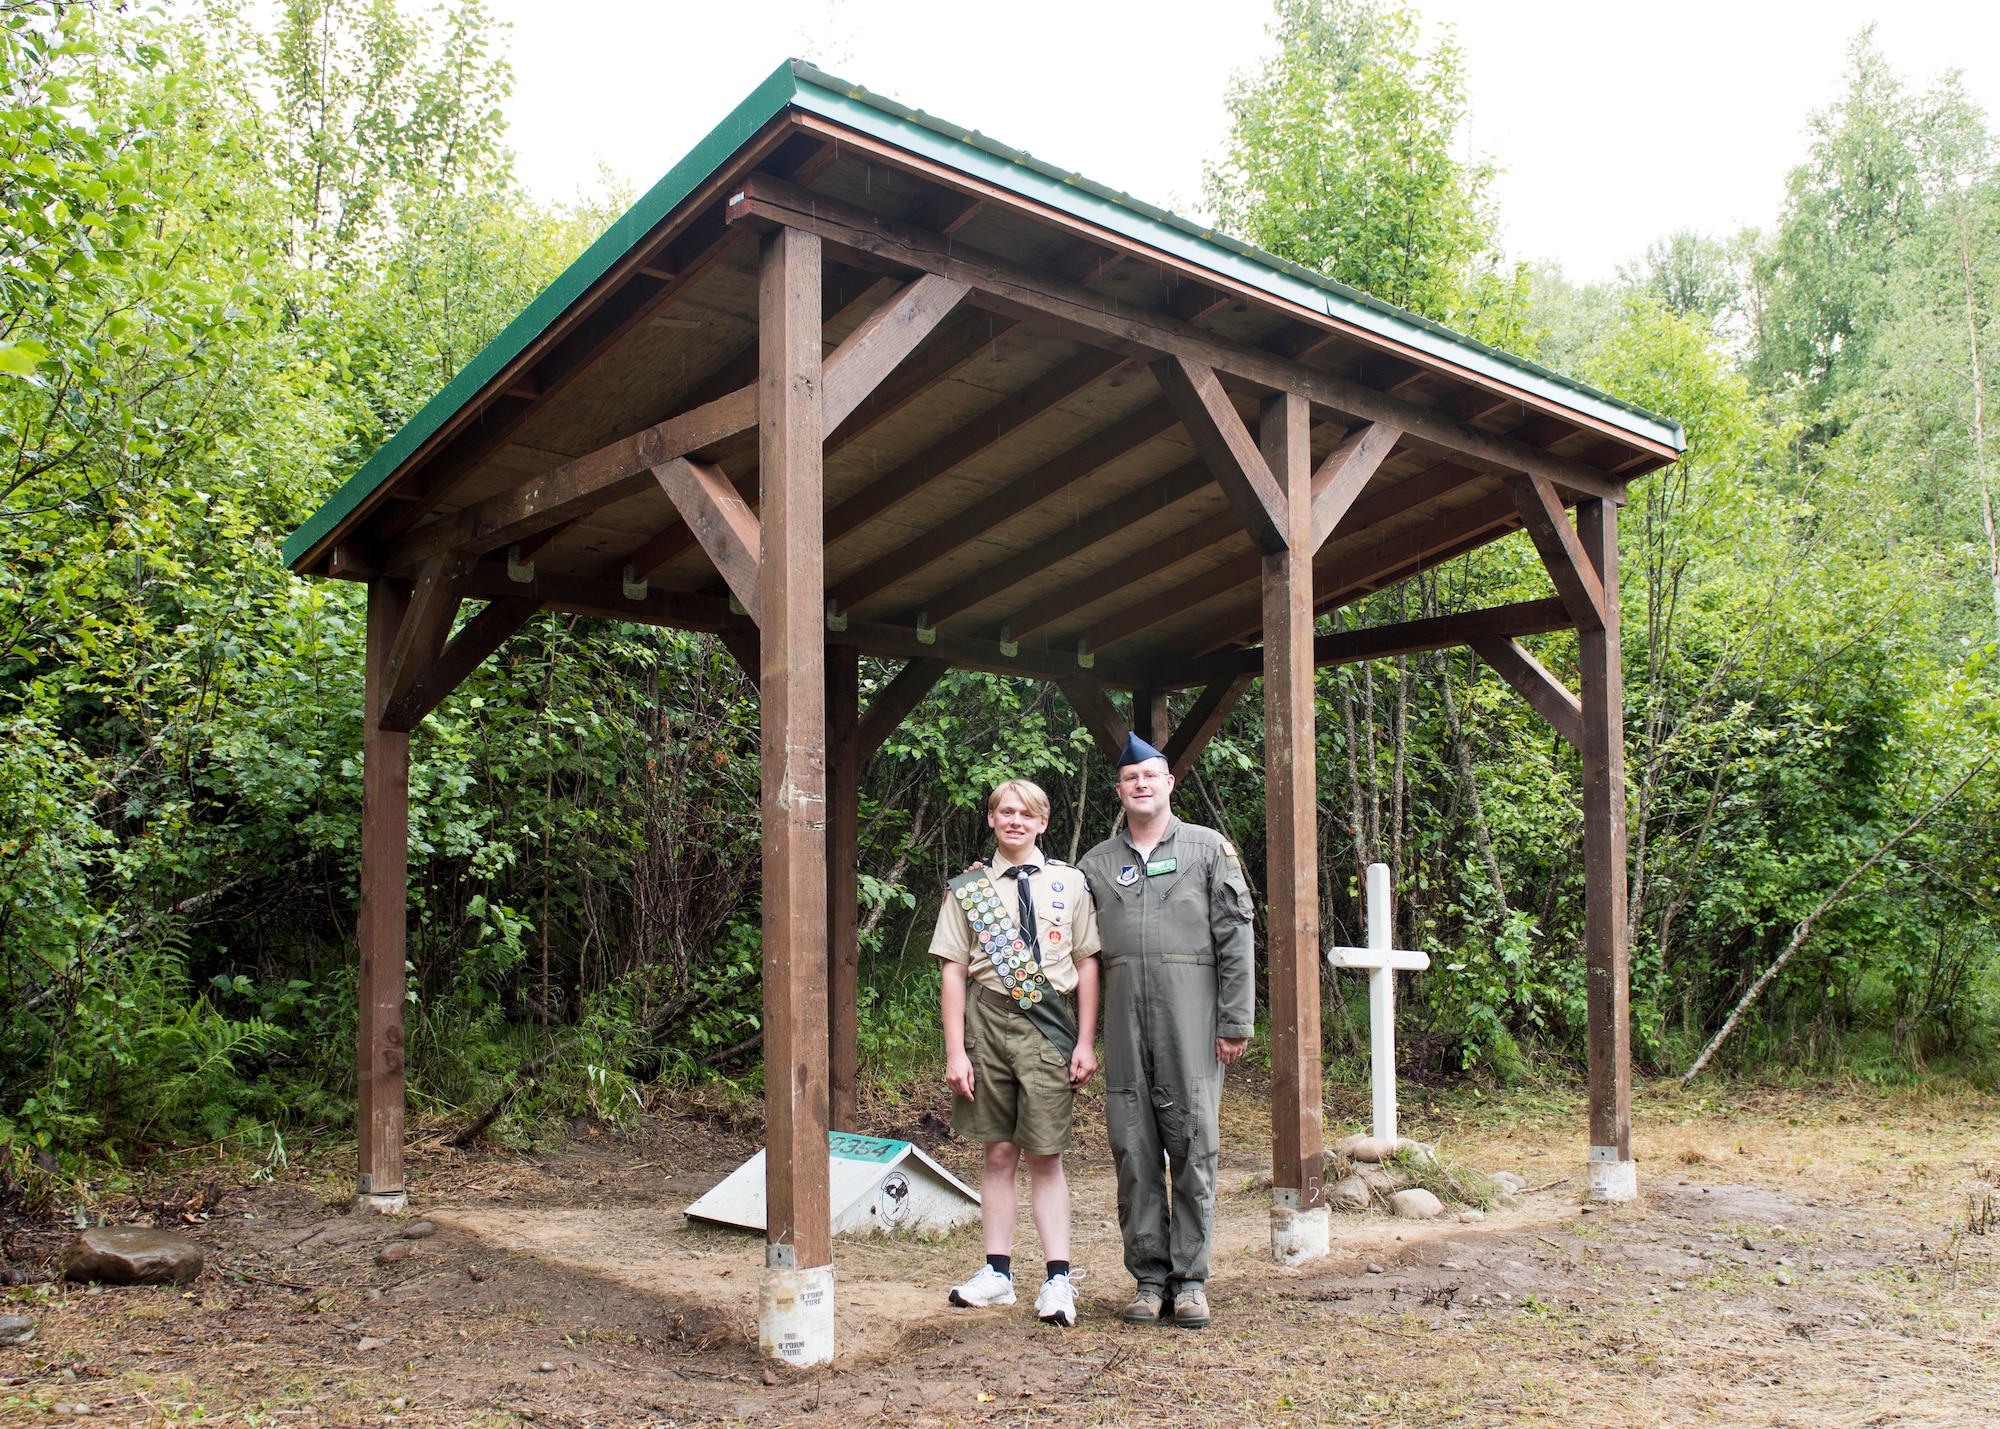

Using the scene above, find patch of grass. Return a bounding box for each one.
[1389,1143,1499,1210]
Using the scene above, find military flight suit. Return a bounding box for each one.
[1077,818,1254,1292]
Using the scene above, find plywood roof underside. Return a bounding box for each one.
[300,113,1677,692]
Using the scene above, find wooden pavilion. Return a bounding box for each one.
[284,61,1682,1361]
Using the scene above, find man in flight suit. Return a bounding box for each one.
[1076,732,1254,1329]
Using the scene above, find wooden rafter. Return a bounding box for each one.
[1007,507,1238,642]
[924,460,1213,632]
[830,398,1179,611]
[825,346,1125,543]
[726,174,1644,503]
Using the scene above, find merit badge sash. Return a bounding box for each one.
[949,866,1077,1062]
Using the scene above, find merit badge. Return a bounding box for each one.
[1012,939,1026,952]
[1117,865,1140,886]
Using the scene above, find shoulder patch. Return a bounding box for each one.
[1220,839,1237,858]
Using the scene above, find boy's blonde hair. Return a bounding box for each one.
[987,778,1051,820]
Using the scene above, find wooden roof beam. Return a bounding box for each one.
[1148,597,1576,690]
[726,174,1646,503]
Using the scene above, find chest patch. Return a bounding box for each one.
[1051,881,1065,892]
[1145,858,1178,877]
[1117,865,1140,887]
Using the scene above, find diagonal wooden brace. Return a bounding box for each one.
[381,552,473,715]
[1309,422,1402,551]
[381,594,543,732]
[1162,673,1255,777]
[1472,636,1584,749]
[1059,677,1131,762]
[1154,355,1289,554]
[655,456,763,624]
[1510,472,1607,631]
[822,274,970,431]
[856,658,951,761]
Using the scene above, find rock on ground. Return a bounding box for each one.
[1335,1134,1398,1163]
[1492,1171,1528,1193]
[60,1228,204,1287]
[1327,1175,1371,1211]
[0,1314,34,1346]
[1389,1188,1444,1220]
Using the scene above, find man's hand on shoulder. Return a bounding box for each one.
[1216,1036,1249,1066]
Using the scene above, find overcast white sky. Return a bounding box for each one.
[489,0,2000,283]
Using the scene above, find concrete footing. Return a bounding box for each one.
[758,1263,835,1366]
[1586,1152,1638,1202]
[1270,1201,1330,1266]
[351,1191,408,1216]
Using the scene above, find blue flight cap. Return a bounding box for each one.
[1118,731,1167,768]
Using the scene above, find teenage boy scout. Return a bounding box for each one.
[1077,733,1254,1329]
[931,778,1101,1326]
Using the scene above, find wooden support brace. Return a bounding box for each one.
[1132,689,1170,749]
[1153,355,1289,554]
[1309,422,1402,551]
[821,273,970,431]
[1471,637,1583,750]
[382,595,543,732]
[719,629,761,689]
[654,456,763,623]
[1161,674,1254,777]
[1510,473,1607,631]
[856,658,951,761]
[1059,677,1130,762]
[381,553,472,712]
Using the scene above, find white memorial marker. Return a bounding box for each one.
[1325,862,1429,1143]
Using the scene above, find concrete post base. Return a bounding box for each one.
[1270,1202,1330,1266]
[352,1191,409,1216]
[758,1263,835,1366]
[1586,1153,1638,1202]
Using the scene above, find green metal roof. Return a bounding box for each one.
[284,59,1684,571]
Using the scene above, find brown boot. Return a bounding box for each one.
[1120,1285,1165,1323]
[1171,1284,1211,1328]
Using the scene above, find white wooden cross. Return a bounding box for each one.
[1325,862,1430,1143]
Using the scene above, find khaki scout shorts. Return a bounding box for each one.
[953,986,1074,1154]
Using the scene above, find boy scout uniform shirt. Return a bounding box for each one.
[927,853,1101,993]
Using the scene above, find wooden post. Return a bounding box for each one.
[1577,498,1634,1201]
[357,579,412,1213]
[1133,689,1169,748]
[1259,392,1327,1265]
[757,224,836,1365]
[827,643,861,1132]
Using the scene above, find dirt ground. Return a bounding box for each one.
[4,1068,1998,1427]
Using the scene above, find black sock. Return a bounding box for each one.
[1046,1259,1070,1281]
[986,1253,1012,1277]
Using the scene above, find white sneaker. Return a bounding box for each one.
[948,1263,1016,1308]
[1035,1272,1079,1327]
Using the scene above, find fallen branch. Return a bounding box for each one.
[703,1028,764,1068]
[1681,754,1992,1085]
